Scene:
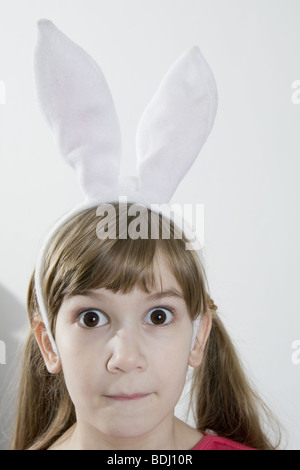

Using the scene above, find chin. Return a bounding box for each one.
[104,418,154,440]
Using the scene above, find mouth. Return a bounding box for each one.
[103,393,152,402]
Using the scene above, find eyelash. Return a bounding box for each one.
[76,306,175,329]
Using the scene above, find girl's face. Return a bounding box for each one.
[53,255,201,447]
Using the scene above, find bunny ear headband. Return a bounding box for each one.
[33,19,218,353]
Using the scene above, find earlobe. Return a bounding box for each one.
[34,319,62,374]
[189,314,212,368]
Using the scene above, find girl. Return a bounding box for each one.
[10,20,280,449]
[12,202,279,450]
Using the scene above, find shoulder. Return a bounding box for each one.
[192,432,255,451]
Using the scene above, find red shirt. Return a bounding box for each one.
[192,433,254,450]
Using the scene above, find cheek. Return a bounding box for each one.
[152,333,191,397]
[55,325,104,404]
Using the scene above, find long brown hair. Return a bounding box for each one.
[11,203,280,450]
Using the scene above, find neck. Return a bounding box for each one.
[72,416,177,450]
[50,416,201,450]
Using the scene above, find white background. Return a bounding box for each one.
[0,0,299,450]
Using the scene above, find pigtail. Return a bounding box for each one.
[11,274,75,450]
[191,304,281,450]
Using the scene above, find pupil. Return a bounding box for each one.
[84,312,98,327]
[151,309,166,325]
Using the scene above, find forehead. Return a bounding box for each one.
[149,252,183,292]
[82,252,183,299]
[52,206,191,305]
[67,251,183,300]
[61,253,186,310]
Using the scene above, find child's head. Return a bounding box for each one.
[13,203,279,451]
[26,203,212,446]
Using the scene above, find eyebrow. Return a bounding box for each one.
[74,288,184,302]
[146,289,185,302]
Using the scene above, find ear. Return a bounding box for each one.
[34,19,122,200]
[136,46,218,203]
[34,319,62,374]
[188,314,212,368]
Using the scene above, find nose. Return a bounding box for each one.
[106,326,147,374]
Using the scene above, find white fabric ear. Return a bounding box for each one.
[34,19,122,200]
[34,20,217,206]
[136,47,218,203]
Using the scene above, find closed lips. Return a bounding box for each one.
[104,393,152,401]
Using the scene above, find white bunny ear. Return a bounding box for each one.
[34,19,122,200]
[136,46,217,203]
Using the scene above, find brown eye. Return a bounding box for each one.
[145,308,173,326]
[77,310,108,328]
